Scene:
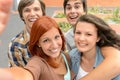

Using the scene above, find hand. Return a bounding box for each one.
[0,0,13,34]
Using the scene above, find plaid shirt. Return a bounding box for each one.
[8,27,32,67]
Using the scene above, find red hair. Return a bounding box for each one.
[29,16,66,68]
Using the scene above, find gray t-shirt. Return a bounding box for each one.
[65,28,76,52]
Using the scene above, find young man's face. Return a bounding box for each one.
[65,0,86,26]
[22,0,43,33]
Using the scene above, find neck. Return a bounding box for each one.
[81,56,95,72]
[47,54,63,68]
[81,46,96,60]
[80,50,96,72]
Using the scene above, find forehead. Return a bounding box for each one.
[40,27,59,39]
[67,0,82,5]
[76,22,97,31]
[24,0,41,8]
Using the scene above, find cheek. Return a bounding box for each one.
[59,38,63,45]
[78,9,84,14]
[74,36,79,42]
[41,45,48,53]
[37,11,43,16]
[22,13,27,18]
[65,10,70,16]
[65,14,69,19]
[22,15,27,22]
[41,44,48,49]
[89,38,98,45]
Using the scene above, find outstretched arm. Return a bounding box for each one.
[0,67,33,80]
[0,0,13,34]
[80,46,120,80]
[0,68,13,80]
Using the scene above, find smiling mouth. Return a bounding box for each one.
[29,18,37,22]
[50,49,59,53]
[78,42,88,46]
[69,14,79,19]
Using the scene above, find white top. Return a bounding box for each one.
[76,66,89,80]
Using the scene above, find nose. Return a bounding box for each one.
[30,10,36,16]
[78,34,85,41]
[51,40,58,48]
[71,8,76,13]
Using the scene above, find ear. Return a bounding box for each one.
[37,42,41,47]
[96,37,100,42]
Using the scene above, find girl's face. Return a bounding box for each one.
[65,0,85,26]
[38,27,63,58]
[22,0,42,33]
[74,22,100,53]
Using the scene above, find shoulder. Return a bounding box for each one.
[101,46,120,74]
[101,46,120,67]
[25,56,47,71]
[65,28,74,38]
[10,31,24,44]
[25,56,46,80]
[69,48,80,58]
[9,31,28,48]
[101,46,120,57]
[28,56,45,65]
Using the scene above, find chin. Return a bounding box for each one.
[70,22,76,26]
[77,47,86,52]
[51,53,60,58]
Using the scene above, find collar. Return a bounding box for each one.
[23,27,30,43]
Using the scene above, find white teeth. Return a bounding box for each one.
[29,18,37,22]
[78,43,86,46]
[80,44,86,46]
[70,16,76,19]
[69,14,78,19]
[51,49,58,53]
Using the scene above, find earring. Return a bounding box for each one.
[96,39,99,42]
[38,45,41,47]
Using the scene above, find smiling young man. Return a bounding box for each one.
[63,0,87,51]
[8,0,46,67]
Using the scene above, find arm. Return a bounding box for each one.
[80,46,120,80]
[0,67,33,80]
[0,68,13,80]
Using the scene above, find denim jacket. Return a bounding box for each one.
[69,46,120,80]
